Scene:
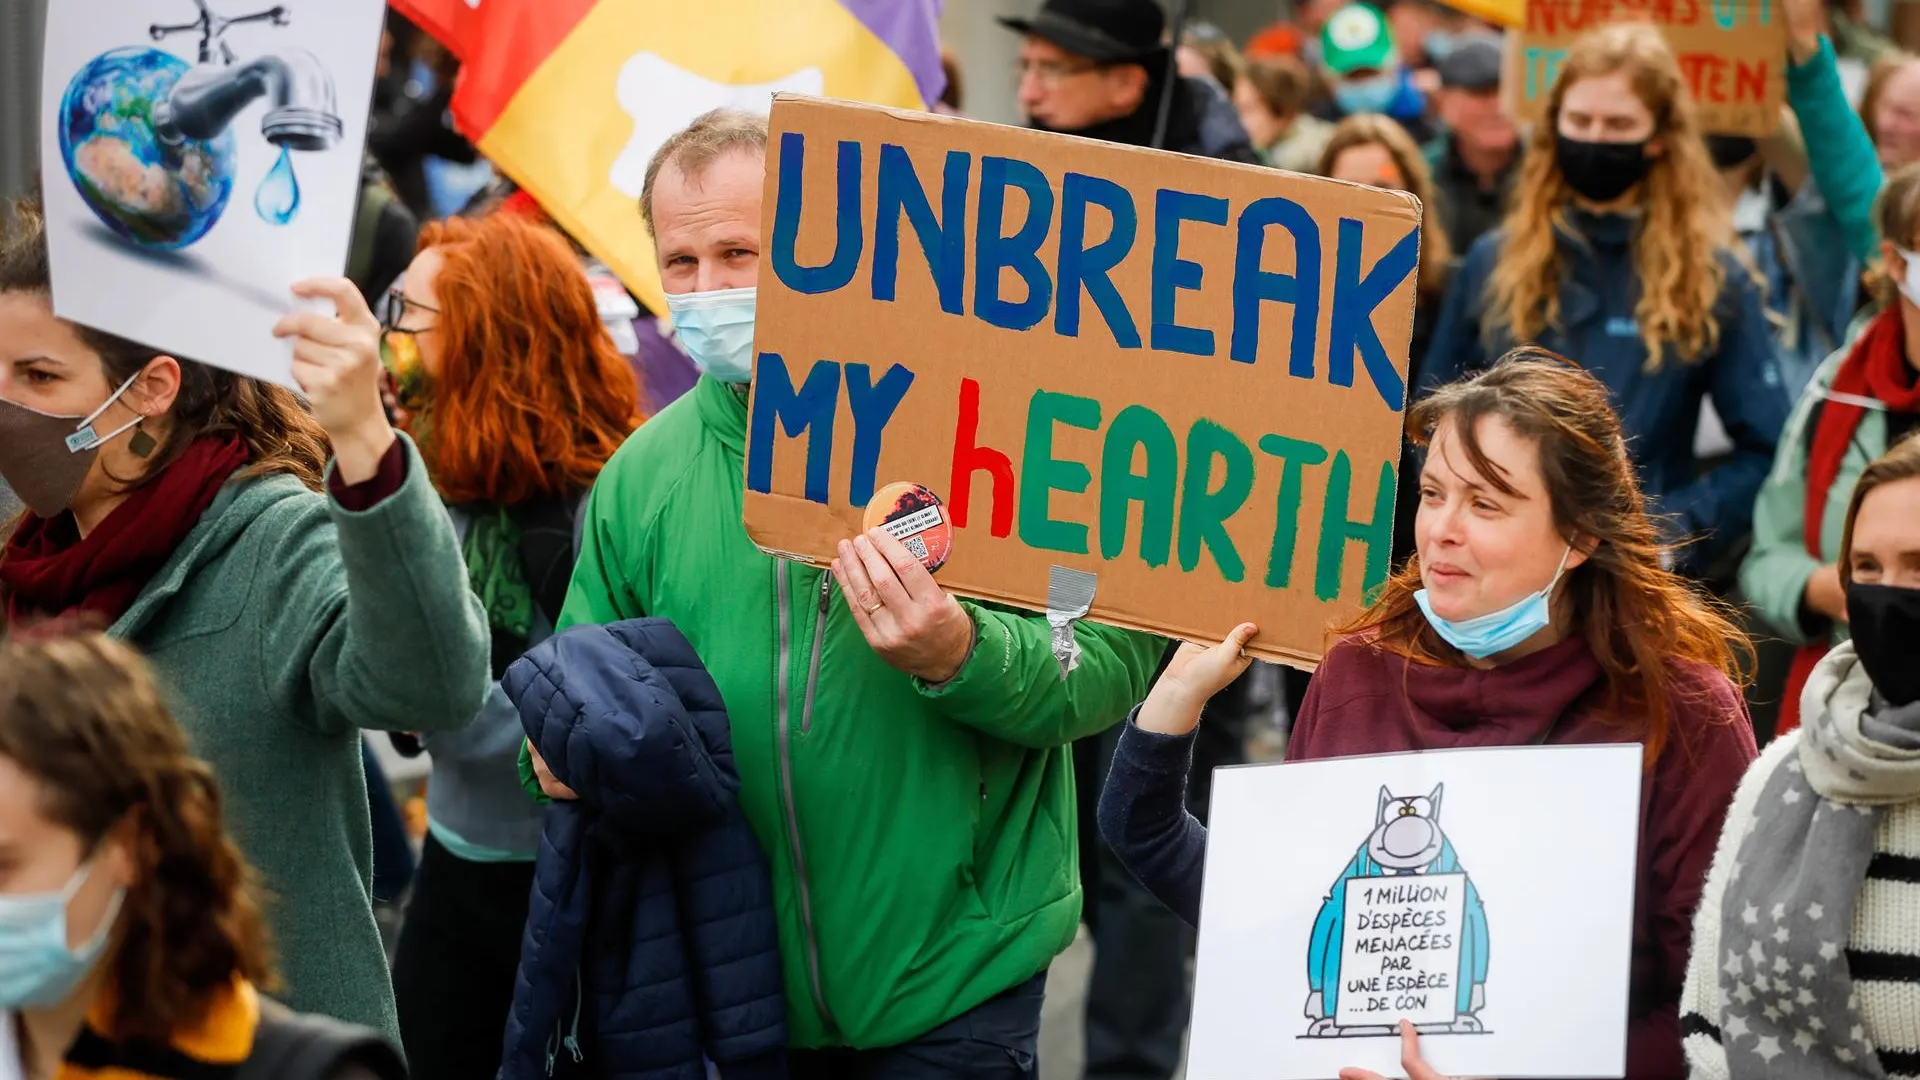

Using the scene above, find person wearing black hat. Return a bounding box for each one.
[1000,11,1254,1076]
[1420,33,1517,255]
[1002,0,1259,162]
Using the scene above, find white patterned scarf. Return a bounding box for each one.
[1718,642,1920,1079]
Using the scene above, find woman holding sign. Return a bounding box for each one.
[1683,433,1920,1077]
[0,200,490,1041]
[1420,24,1788,580]
[1101,354,1758,1078]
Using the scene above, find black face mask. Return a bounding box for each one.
[1554,132,1654,204]
[1846,581,1920,707]
[1705,134,1759,171]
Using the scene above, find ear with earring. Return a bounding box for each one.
[128,418,156,459]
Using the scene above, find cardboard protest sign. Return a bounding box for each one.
[743,96,1421,669]
[1188,744,1643,1079]
[1510,0,1787,136]
[40,0,388,386]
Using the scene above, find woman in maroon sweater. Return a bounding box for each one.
[1100,353,1757,1079]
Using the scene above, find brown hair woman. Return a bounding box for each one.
[0,199,489,1041]
[0,631,404,1079]
[1102,353,1759,1078]
[379,210,641,1080]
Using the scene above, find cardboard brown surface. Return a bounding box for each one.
[743,95,1420,669]
[1510,0,1787,136]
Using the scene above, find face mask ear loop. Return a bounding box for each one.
[76,371,142,431]
[1542,543,1575,597]
[64,371,146,455]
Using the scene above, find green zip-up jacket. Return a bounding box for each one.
[1739,332,1890,646]
[105,437,489,1041]
[555,376,1163,1049]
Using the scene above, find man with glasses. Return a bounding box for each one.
[1000,2,1258,1078]
[1002,0,1258,163]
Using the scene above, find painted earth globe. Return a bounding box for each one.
[58,47,237,251]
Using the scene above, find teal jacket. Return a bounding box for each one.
[556,376,1163,1049]
[110,436,489,1040]
[1738,37,1888,643]
[1738,329,1888,645]
[1788,36,1883,268]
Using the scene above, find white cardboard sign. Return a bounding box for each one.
[40,0,388,387]
[1188,743,1643,1080]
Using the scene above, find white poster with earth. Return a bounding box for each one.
[1187,743,1644,1080]
[39,0,387,385]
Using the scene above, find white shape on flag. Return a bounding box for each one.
[609,53,824,199]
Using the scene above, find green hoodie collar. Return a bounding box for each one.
[693,374,750,455]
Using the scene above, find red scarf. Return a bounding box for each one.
[1,436,251,628]
[1781,309,1920,732]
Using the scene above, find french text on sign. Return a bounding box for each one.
[1336,874,1469,1028]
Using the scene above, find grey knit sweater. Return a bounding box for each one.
[1682,733,1920,1080]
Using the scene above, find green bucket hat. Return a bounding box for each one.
[1321,3,1396,75]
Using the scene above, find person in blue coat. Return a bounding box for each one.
[1420,23,1789,576]
[500,619,787,1080]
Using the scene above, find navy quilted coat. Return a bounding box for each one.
[500,619,787,1080]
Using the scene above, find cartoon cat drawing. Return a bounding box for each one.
[1304,784,1489,1036]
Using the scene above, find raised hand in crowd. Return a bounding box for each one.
[1782,0,1825,62]
[1134,622,1259,737]
[273,277,396,484]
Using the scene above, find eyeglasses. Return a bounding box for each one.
[378,287,440,336]
[1015,57,1109,85]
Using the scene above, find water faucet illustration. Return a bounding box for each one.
[150,0,342,153]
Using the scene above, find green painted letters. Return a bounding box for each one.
[1178,419,1255,582]
[1315,452,1396,602]
[1019,390,1102,555]
[1257,433,1330,588]
[1099,405,1177,567]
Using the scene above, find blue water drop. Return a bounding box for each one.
[254,145,300,225]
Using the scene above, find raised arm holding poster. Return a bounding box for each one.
[743,95,1422,669]
[1510,0,1788,135]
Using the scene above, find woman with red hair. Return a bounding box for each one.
[380,212,640,1080]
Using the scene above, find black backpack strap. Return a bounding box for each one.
[239,1001,406,1080]
[512,493,587,629]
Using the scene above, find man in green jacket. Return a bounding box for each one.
[541,108,1163,1072]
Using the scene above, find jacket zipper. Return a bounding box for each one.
[801,574,832,734]
[775,559,836,1030]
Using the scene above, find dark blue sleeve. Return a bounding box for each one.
[1417,238,1494,398]
[1662,264,1791,570]
[1097,710,1207,927]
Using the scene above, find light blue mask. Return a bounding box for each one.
[0,857,125,1009]
[664,286,758,384]
[1424,31,1459,62]
[1414,546,1573,660]
[1335,75,1400,117]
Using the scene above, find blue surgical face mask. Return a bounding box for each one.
[1335,75,1400,117]
[1414,545,1574,660]
[664,286,758,384]
[0,856,126,1010]
[1424,31,1459,62]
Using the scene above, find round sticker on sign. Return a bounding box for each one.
[863,482,953,574]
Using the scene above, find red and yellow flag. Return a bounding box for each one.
[391,0,944,312]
